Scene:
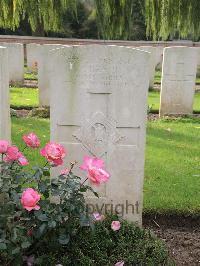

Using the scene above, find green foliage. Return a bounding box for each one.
[145,0,200,40]
[27,216,173,265]
[95,0,141,39]
[0,0,77,32]
[0,140,97,265]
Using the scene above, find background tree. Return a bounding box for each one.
[145,0,200,41]
[95,0,145,40]
[0,0,199,40]
[0,0,77,36]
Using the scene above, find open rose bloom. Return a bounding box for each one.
[111,221,121,231]
[23,132,40,148]
[40,142,66,166]
[3,145,29,166]
[80,156,110,185]
[21,188,41,211]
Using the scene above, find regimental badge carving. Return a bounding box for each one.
[73,112,124,157]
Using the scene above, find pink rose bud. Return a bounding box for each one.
[21,188,41,211]
[111,221,121,231]
[115,261,124,266]
[60,168,69,175]
[40,142,66,166]
[93,212,105,221]
[23,132,40,148]
[80,156,110,186]
[0,140,9,153]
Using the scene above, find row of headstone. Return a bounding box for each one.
[26,43,164,107]
[26,43,63,106]
[1,44,151,224]
[0,43,24,84]
[0,43,200,224]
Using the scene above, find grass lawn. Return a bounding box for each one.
[148,90,200,113]
[11,116,200,215]
[144,117,200,214]
[24,67,38,80]
[12,117,49,169]
[10,86,200,113]
[10,87,39,109]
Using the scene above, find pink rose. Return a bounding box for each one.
[80,156,104,170]
[40,142,66,166]
[23,133,40,148]
[0,140,9,153]
[93,212,105,221]
[88,167,109,185]
[21,188,40,211]
[111,221,121,231]
[115,261,124,266]
[80,156,110,186]
[60,168,69,175]
[4,146,29,165]
[4,146,19,161]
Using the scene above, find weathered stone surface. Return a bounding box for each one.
[160,47,198,116]
[49,45,150,225]
[26,43,41,72]
[0,46,11,141]
[139,46,157,88]
[0,43,24,83]
[38,44,63,107]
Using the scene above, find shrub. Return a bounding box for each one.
[0,134,109,265]
[31,216,174,266]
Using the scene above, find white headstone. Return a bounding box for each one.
[38,44,63,107]
[26,43,41,72]
[0,46,11,141]
[49,45,150,225]
[139,46,157,88]
[0,43,24,84]
[160,47,198,116]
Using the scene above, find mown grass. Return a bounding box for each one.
[10,87,200,113]
[12,117,49,169]
[10,87,39,109]
[11,116,200,215]
[24,67,38,80]
[144,117,200,214]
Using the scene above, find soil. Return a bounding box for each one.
[143,214,200,265]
